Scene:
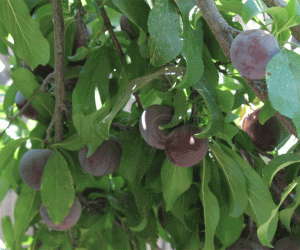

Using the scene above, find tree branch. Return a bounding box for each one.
[195,0,297,138]
[50,0,65,143]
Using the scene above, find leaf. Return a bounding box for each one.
[41,150,75,224]
[11,68,55,123]
[148,0,183,66]
[174,0,204,88]
[257,178,299,247]
[0,0,50,69]
[216,89,234,113]
[280,184,300,232]
[161,89,187,129]
[259,100,276,125]
[161,160,193,211]
[52,134,86,151]
[210,143,248,218]
[0,137,28,174]
[14,184,41,247]
[2,216,14,248]
[220,145,278,247]
[193,77,224,138]
[3,83,18,117]
[119,127,156,184]
[200,157,220,250]
[262,153,300,187]
[241,0,268,24]
[267,48,300,120]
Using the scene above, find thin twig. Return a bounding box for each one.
[50,0,65,143]
[100,7,124,63]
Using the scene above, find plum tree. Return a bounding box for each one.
[15,91,39,120]
[139,105,174,149]
[40,196,82,231]
[19,149,53,191]
[242,108,281,152]
[230,29,280,79]
[165,124,209,167]
[78,135,122,176]
[120,14,138,39]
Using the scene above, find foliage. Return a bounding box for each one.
[0,0,300,249]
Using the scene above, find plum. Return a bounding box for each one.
[139,105,174,149]
[78,135,122,176]
[40,196,82,231]
[19,149,53,191]
[165,124,209,167]
[22,61,53,79]
[120,14,138,40]
[15,91,39,120]
[230,29,280,79]
[242,108,281,152]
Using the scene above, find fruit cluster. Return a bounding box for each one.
[139,105,209,167]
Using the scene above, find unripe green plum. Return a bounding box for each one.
[78,136,122,176]
[230,29,280,79]
[139,105,174,149]
[40,196,82,231]
[242,108,281,152]
[165,125,208,167]
[19,149,53,191]
[15,91,39,120]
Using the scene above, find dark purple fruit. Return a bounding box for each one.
[120,14,138,40]
[22,61,53,79]
[15,91,39,120]
[242,109,281,152]
[19,149,53,191]
[139,105,174,149]
[165,125,209,167]
[230,29,280,79]
[40,196,82,231]
[78,136,122,176]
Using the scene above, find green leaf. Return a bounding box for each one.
[0,137,28,174]
[174,0,204,88]
[210,143,248,218]
[0,0,50,68]
[41,150,75,224]
[193,77,224,138]
[262,153,300,187]
[148,0,183,66]
[161,89,187,129]
[258,178,299,247]
[280,184,300,232]
[161,160,193,211]
[216,89,234,113]
[267,49,300,120]
[215,205,244,248]
[259,100,276,125]
[11,68,55,123]
[200,157,220,250]
[52,134,86,151]
[220,145,278,247]
[3,83,18,117]
[119,127,155,184]
[2,216,14,248]
[241,0,268,24]
[14,184,41,247]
